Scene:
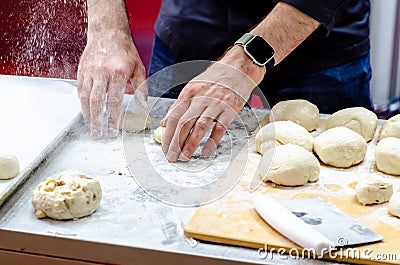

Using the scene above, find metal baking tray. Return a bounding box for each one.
[1,96,325,265]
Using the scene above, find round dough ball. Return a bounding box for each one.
[375,137,400,175]
[32,171,102,220]
[258,144,320,186]
[313,127,367,168]
[388,192,400,218]
[120,111,150,133]
[269,99,319,132]
[355,175,393,205]
[0,153,20,180]
[378,114,400,141]
[326,107,377,142]
[255,120,313,154]
[154,126,165,144]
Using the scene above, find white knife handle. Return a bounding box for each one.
[252,194,333,254]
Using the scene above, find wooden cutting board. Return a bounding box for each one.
[184,117,400,265]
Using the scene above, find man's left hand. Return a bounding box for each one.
[161,46,265,162]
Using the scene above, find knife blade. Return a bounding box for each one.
[252,194,383,253]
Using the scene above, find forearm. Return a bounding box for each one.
[251,2,320,64]
[87,0,131,37]
[221,2,320,84]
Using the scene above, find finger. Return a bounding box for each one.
[107,74,126,138]
[78,77,93,125]
[160,83,197,127]
[160,104,176,127]
[131,64,148,101]
[167,99,209,162]
[162,99,191,161]
[202,111,235,156]
[179,106,218,160]
[179,114,214,161]
[160,98,187,142]
[90,76,108,139]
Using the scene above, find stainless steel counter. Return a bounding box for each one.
[0,76,337,265]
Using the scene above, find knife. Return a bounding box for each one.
[252,194,383,253]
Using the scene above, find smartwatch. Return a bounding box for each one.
[234,33,275,74]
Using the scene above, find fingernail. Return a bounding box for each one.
[91,129,102,140]
[179,150,191,161]
[162,144,170,154]
[202,138,217,157]
[202,147,213,157]
[167,151,178,162]
[160,118,166,127]
[108,128,119,138]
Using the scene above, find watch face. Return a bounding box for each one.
[245,35,275,65]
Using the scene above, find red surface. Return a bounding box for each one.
[0,0,161,79]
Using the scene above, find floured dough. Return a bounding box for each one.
[154,126,165,144]
[269,99,319,132]
[378,114,400,141]
[326,107,377,142]
[355,175,393,205]
[255,120,313,154]
[258,144,320,186]
[313,127,367,168]
[388,192,400,218]
[120,110,150,133]
[32,171,102,220]
[0,153,20,180]
[375,137,400,175]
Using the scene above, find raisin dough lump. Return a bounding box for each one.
[255,120,313,154]
[313,127,367,168]
[32,171,102,220]
[257,144,320,186]
[269,99,319,132]
[355,175,393,205]
[326,107,378,142]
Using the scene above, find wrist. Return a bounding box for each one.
[88,17,131,38]
[87,1,131,37]
[220,46,266,84]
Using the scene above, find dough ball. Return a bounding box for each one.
[120,111,150,133]
[388,192,400,218]
[378,114,400,141]
[255,120,313,154]
[154,126,165,144]
[269,99,319,132]
[313,127,367,168]
[326,107,377,142]
[258,144,320,186]
[32,171,102,220]
[355,175,393,205]
[0,153,20,180]
[375,137,400,175]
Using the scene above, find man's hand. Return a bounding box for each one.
[77,0,147,139]
[160,2,320,162]
[77,31,146,138]
[161,46,263,162]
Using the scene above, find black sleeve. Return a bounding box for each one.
[279,0,351,33]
